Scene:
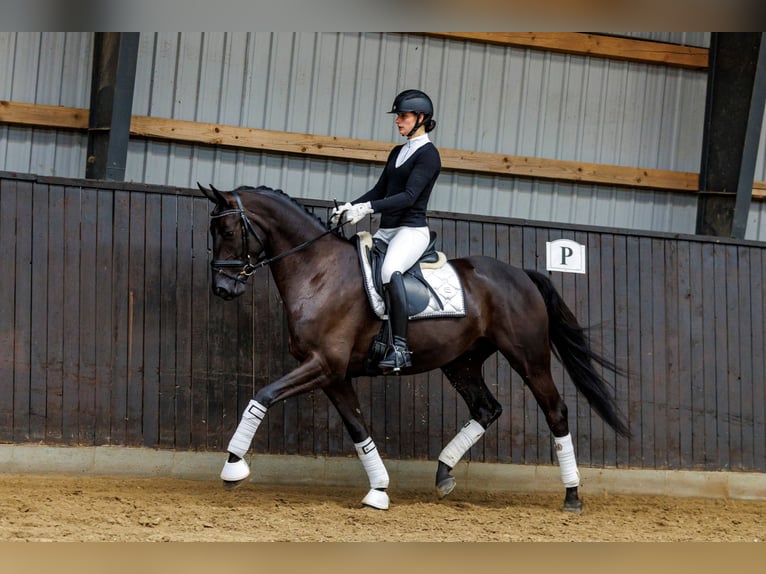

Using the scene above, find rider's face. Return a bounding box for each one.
[394,111,421,138]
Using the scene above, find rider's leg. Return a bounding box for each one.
[375,227,429,373]
[378,271,411,372]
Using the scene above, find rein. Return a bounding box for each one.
[210,189,348,281]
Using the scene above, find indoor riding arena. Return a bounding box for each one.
[2,32,766,543]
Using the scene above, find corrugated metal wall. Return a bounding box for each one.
[2,173,765,472]
[2,31,766,240]
[0,33,91,178]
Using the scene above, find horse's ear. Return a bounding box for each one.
[197,182,227,206]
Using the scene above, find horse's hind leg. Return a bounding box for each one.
[437,349,503,498]
[323,378,390,510]
[523,366,583,513]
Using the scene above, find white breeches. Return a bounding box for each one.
[374,226,430,284]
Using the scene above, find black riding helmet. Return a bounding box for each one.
[388,89,436,137]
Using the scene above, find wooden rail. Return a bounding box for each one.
[425,33,709,70]
[4,99,764,197]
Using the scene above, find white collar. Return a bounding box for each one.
[396,133,430,167]
[406,133,430,147]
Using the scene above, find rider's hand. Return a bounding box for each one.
[330,202,352,226]
[344,202,373,225]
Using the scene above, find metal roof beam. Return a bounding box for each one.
[696,32,766,238]
[85,32,139,182]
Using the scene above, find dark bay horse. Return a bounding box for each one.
[199,183,630,513]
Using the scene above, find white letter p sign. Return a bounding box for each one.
[546,239,586,274]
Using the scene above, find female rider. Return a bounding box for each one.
[332,89,441,373]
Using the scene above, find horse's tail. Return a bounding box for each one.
[524,269,631,438]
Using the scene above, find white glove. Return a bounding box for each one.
[330,202,352,226]
[344,202,374,225]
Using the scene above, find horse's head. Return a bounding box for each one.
[198,183,267,301]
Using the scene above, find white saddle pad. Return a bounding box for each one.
[356,231,466,321]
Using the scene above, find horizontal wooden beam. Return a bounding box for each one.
[9,99,766,197]
[0,99,88,129]
[425,32,709,70]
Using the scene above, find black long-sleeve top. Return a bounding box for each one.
[352,142,441,228]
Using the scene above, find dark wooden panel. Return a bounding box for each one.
[174,195,195,450]
[688,241,706,468]
[725,244,742,469]
[597,233,617,468]
[13,179,33,443]
[158,195,178,448]
[713,244,731,469]
[587,231,605,468]
[701,243,719,469]
[126,192,147,446]
[0,180,18,440]
[663,240,680,469]
[651,238,667,469]
[61,186,82,443]
[141,193,162,448]
[611,234,630,468]
[675,240,694,468]
[625,235,643,466]
[190,194,212,448]
[43,185,65,442]
[29,182,49,441]
[737,247,754,470]
[77,188,98,444]
[94,191,114,444]
[572,230,590,465]
[638,237,655,467]
[110,190,131,446]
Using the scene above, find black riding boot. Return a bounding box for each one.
[378,271,412,373]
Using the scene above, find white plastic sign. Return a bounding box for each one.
[546,239,586,274]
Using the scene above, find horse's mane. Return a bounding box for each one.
[235,185,327,228]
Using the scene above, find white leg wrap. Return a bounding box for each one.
[227,400,267,458]
[355,437,389,489]
[438,419,485,468]
[554,433,581,488]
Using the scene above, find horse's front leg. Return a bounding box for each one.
[220,351,332,489]
[323,378,389,510]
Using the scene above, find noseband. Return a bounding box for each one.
[210,189,348,282]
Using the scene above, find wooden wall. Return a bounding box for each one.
[1,172,764,472]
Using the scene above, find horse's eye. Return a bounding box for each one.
[223,230,236,239]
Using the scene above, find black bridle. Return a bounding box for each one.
[210,189,348,282]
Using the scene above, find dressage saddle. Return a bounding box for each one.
[366,231,443,317]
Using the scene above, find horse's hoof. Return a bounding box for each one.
[220,458,250,483]
[436,476,456,499]
[563,498,583,514]
[361,489,389,510]
[222,478,248,491]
